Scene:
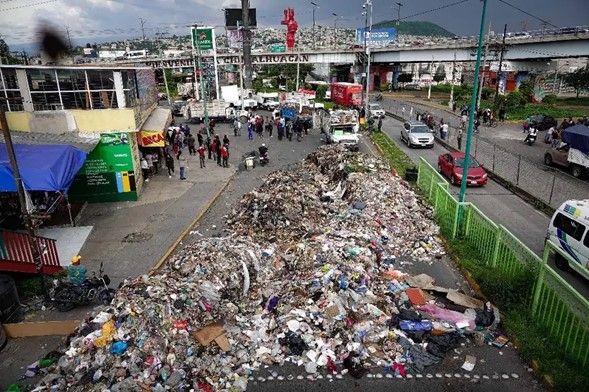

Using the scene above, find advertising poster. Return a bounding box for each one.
[192,27,214,51]
[69,133,138,202]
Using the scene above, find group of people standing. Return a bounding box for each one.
[234,111,311,142]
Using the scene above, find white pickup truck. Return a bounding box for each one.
[326,110,360,151]
[369,103,386,118]
[183,99,231,123]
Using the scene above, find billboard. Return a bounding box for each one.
[225,8,257,28]
[192,27,214,51]
[227,30,243,49]
[355,27,397,46]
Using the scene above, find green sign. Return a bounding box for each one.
[69,133,138,202]
[270,44,286,53]
[192,27,214,51]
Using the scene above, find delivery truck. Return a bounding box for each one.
[330,82,363,107]
[544,124,589,178]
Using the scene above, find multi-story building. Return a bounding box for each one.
[0,65,170,203]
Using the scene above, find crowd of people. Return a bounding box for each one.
[139,123,233,183]
[544,116,589,147]
[234,110,313,143]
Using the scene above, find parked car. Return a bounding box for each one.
[400,121,434,148]
[368,103,386,118]
[403,83,422,91]
[438,152,488,186]
[525,114,557,132]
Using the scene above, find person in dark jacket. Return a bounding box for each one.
[206,135,212,159]
[187,134,196,155]
[223,134,230,147]
[197,132,204,146]
[165,153,175,178]
[215,135,222,166]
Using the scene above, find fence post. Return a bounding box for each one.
[417,159,422,187]
[548,175,557,206]
[429,169,435,200]
[491,226,502,267]
[452,202,460,239]
[434,183,441,211]
[532,243,550,316]
[515,155,522,185]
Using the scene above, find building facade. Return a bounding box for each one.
[0,65,164,202]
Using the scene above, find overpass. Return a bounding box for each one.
[119,33,589,69]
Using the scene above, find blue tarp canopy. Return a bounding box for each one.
[0,143,87,192]
[563,124,589,154]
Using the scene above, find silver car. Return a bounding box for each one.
[400,121,435,148]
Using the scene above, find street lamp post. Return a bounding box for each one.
[364,0,373,120]
[459,0,489,204]
[332,13,338,48]
[192,23,210,137]
[311,2,318,50]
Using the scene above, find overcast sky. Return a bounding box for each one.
[1,0,588,45]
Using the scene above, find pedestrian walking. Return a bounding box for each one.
[187,134,196,155]
[197,144,206,168]
[211,137,217,160]
[377,117,383,132]
[441,121,449,141]
[177,151,187,180]
[206,135,212,159]
[197,132,204,147]
[140,156,150,182]
[248,123,254,140]
[457,128,463,150]
[223,134,230,147]
[286,120,293,141]
[151,152,159,174]
[165,153,175,178]
[265,116,273,137]
[221,144,229,168]
[215,135,222,166]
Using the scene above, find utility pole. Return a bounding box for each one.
[362,6,368,108]
[65,26,74,63]
[364,0,373,119]
[494,24,507,107]
[427,57,434,100]
[459,0,489,205]
[0,109,47,296]
[476,22,491,110]
[395,2,403,26]
[139,18,146,41]
[332,13,338,48]
[241,0,253,89]
[449,50,457,110]
[311,2,318,50]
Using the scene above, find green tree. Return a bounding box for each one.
[0,37,20,64]
[562,67,589,98]
[316,84,327,101]
[518,79,535,103]
[398,73,413,84]
[433,65,446,83]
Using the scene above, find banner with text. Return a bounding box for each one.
[192,27,214,51]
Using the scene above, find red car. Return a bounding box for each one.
[437,152,488,186]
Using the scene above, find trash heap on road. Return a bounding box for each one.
[34,145,505,391]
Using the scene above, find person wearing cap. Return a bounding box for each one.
[66,255,87,286]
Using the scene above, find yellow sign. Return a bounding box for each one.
[138,131,165,147]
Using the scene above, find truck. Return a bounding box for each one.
[325,109,360,151]
[544,124,589,178]
[183,99,232,123]
[253,92,280,111]
[330,82,363,107]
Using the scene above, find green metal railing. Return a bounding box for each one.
[417,157,589,366]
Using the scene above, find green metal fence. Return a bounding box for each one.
[532,243,589,366]
[417,157,589,366]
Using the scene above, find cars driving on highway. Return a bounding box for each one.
[438,152,488,186]
[401,121,434,148]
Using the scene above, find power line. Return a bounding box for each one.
[399,0,470,21]
[496,0,559,29]
[0,0,58,12]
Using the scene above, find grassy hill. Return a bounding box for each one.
[371,20,454,37]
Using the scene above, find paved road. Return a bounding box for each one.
[379,115,589,300]
[379,97,589,209]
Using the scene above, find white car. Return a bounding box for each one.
[400,121,434,148]
[369,103,385,118]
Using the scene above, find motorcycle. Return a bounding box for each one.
[524,128,537,146]
[259,152,269,166]
[53,262,115,312]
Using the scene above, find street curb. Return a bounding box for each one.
[149,172,236,275]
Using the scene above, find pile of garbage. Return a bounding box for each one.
[34,145,504,391]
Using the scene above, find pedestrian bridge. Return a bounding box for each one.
[121,34,589,68]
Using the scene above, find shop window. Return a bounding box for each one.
[61,91,91,110]
[87,70,115,90]
[90,90,118,109]
[1,68,19,89]
[28,69,58,92]
[31,92,63,110]
[56,69,87,91]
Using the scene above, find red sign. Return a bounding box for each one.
[139,131,165,147]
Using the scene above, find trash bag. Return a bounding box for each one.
[279,332,308,356]
[343,351,368,379]
[426,333,463,358]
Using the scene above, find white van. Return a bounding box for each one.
[546,199,589,280]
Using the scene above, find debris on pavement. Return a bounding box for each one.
[461,355,477,372]
[34,145,508,391]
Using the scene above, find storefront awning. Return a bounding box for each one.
[0,142,88,192]
[138,107,172,147]
[0,131,100,153]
